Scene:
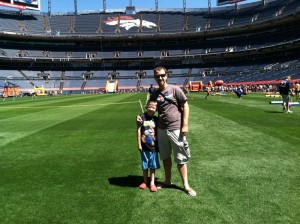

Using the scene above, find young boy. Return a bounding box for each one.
[136,100,160,192]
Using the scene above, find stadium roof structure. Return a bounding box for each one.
[0,0,263,14]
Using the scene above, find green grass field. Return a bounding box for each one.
[0,92,299,224]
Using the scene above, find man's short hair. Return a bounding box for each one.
[154,66,168,75]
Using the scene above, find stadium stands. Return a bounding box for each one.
[0,0,300,92]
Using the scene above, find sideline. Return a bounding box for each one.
[138,99,144,113]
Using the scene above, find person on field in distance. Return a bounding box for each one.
[295,81,300,100]
[146,84,155,103]
[136,100,160,192]
[137,66,196,197]
[205,86,211,99]
[279,75,294,113]
[149,84,155,95]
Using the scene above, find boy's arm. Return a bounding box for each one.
[136,126,142,151]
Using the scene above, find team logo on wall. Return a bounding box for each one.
[104,16,157,30]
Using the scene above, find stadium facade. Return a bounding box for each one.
[0,0,299,92]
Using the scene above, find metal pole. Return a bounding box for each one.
[208,0,211,14]
[103,0,106,12]
[155,0,158,11]
[183,0,186,13]
[74,0,77,15]
[48,0,51,16]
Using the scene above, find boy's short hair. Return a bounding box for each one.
[146,100,157,107]
[145,100,157,112]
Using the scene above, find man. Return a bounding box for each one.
[137,66,196,197]
[279,76,294,113]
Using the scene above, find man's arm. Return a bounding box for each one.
[289,82,294,95]
[181,101,189,136]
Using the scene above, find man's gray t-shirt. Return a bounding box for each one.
[150,85,187,130]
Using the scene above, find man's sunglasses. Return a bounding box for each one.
[154,74,167,79]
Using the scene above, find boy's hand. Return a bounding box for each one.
[136,115,143,126]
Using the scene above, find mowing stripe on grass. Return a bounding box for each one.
[187,104,299,223]
[231,118,300,141]
[0,96,140,147]
[0,100,140,109]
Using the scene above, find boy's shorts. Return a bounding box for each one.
[140,151,160,170]
[157,128,190,164]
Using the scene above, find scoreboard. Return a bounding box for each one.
[0,0,40,11]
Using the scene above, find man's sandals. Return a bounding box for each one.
[184,188,197,197]
[158,183,197,197]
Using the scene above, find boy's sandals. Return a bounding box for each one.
[139,183,158,192]
[184,188,197,197]
[139,183,147,189]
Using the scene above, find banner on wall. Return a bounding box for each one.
[0,0,40,11]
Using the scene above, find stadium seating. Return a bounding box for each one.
[0,0,300,91]
[0,0,296,35]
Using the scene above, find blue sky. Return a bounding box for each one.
[0,0,261,12]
